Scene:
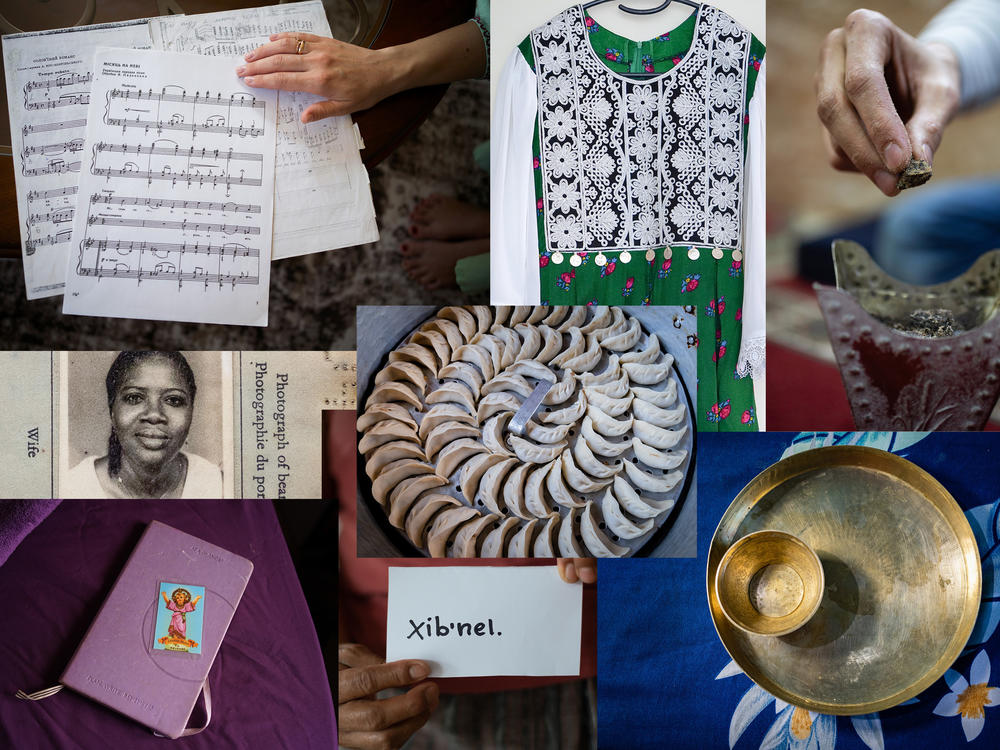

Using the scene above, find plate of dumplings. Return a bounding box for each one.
[356,305,695,558]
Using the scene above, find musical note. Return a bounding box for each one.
[27,186,78,202]
[109,88,264,109]
[93,141,263,162]
[89,194,261,213]
[91,166,262,186]
[105,117,264,138]
[23,72,92,92]
[23,160,81,176]
[22,138,85,157]
[81,238,260,258]
[24,94,89,110]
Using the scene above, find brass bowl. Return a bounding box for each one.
[716,530,824,637]
[707,445,981,715]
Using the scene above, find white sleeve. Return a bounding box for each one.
[920,0,1000,109]
[491,48,541,305]
[737,58,765,379]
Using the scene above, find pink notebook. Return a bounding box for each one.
[60,521,253,739]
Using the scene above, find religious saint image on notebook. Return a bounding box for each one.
[154,582,206,654]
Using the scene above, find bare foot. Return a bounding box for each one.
[409,195,489,241]
[401,237,490,290]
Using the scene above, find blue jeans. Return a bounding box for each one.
[873,176,1000,285]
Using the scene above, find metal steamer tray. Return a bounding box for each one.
[357,306,697,558]
[707,446,981,714]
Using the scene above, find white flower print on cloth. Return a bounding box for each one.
[710,72,741,108]
[550,179,581,213]
[933,650,1000,742]
[629,127,658,163]
[550,215,584,248]
[710,143,741,176]
[541,74,574,105]
[548,106,575,140]
[547,143,577,178]
[531,4,752,252]
[625,88,659,120]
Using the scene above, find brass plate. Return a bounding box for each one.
[707,445,981,715]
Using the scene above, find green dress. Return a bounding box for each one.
[514,5,764,431]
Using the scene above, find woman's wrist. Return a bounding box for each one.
[376,43,421,99]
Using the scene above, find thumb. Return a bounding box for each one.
[301,99,349,123]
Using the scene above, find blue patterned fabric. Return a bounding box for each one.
[598,432,1000,749]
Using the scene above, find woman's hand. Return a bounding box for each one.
[557,558,597,584]
[237,33,404,122]
[338,643,439,750]
[815,9,960,196]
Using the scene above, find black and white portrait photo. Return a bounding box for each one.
[60,351,232,499]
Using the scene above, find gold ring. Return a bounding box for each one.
[295,39,305,55]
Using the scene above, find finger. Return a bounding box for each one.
[243,72,322,95]
[239,54,309,78]
[340,710,433,750]
[269,31,326,43]
[557,559,578,583]
[245,36,305,62]
[339,660,431,703]
[842,10,911,172]
[341,683,439,732]
[905,78,958,166]
[823,133,859,173]
[302,99,352,123]
[575,558,597,584]
[816,31,898,195]
[339,643,384,670]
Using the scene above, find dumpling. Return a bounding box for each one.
[535,324,563,363]
[365,381,422,410]
[358,419,420,454]
[434,438,488,479]
[357,402,418,433]
[421,317,463,352]
[623,356,674,386]
[550,327,584,368]
[526,305,549,324]
[584,388,633,417]
[490,326,521,368]
[502,463,534,519]
[424,421,481,460]
[411,330,451,369]
[542,369,577,405]
[372,459,436,506]
[586,373,629,399]
[387,474,448,522]
[580,354,621,386]
[365,441,426,479]
[427,506,481,557]
[482,373,535,399]
[475,457,519,514]
[537,389,587,424]
[405,493,461,547]
[418,404,477,439]
[557,306,587,332]
[601,316,642,351]
[542,306,569,327]
[374,361,427,394]
[571,436,623,479]
[523,419,573,444]
[469,305,493,336]
[508,358,557,383]
[614,475,675,518]
[546,458,586,509]
[508,434,567,464]
[524,463,555,518]
[579,306,611,333]
[450,512,500,558]
[581,415,631,457]
[480,517,521,558]
[622,460,683,494]
[509,305,533,326]
[438,361,484,399]
[426,380,477,413]
[620,334,661,364]
[586,404,633,437]
[438,306,477,342]
[514,323,541,361]
[561,449,614,493]
[508,519,540,557]
[558,507,586,556]
[591,307,626,340]
[452,343,495,380]
[532,513,561,557]
[561,333,602,373]
[633,399,685,429]
[493,306,512,327]
[580,501,630,557]
[477,392,523,423]
[632,380,678,408]
[632,420,686,450]
[482,411,515,457]
[471,333,504,376]
[600,487,653,539]
[388,342,437,373]
[460,452,509,502]
[632,438,688,470]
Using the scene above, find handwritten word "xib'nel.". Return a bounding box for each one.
[406,616,501,641]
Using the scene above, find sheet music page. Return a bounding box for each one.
[61,47,277,326]
[149,0,379,260]
[2,20,154,300]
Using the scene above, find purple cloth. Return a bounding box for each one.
[0,499,61,567]
[0,500,335,749]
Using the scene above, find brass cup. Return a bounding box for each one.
[715,530,825,637]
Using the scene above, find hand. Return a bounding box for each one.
[238,33,404,122]
[338,643,439,750]
[557,558,597,584]
[815,9,960,196]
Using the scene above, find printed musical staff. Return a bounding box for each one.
[21,119,87,138]
[27,186,78,202]
[92,166,262,187]
[89,194,261,213]
[23,72,92,92]
[109,88,264,109]
[83,237,260,257]
[30,209,75,224]
[86,216,260,234]
[22,138,85,157]
[23,160,81,176]
[105,117,264,138]
[94,142,264,162]
[24,94,89,110]
[24,230,73,254]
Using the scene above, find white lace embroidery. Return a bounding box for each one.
[532,5,751,253]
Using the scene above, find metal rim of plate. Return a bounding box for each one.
[706,445,981,715]
[357,307,698,558]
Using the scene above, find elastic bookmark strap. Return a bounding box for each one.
[15,684,64,701]
[153,680,212,738]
